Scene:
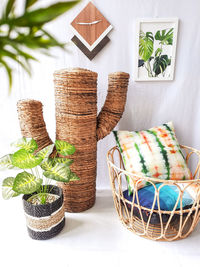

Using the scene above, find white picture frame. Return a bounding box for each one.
[134,18,179,81]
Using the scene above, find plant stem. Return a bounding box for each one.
[35,166,40,178]
[48,184,55,194]
[52,152,58,165]
[145,61,153,77]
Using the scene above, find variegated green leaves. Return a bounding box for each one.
[40,158,78,182]
[0,138,42,170]
[11,137,38,153]
[55,140,75,156]
[2,172,42,199]
[36,144,54,160]
[0,154,19,170]
[1,137,78,200]
[13,172,42,194]
[43,164,72,182]
[12,149,43,169]
[2,177,20,200]
[39,140,78,182]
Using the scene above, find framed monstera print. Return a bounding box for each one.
[135,18,179,81]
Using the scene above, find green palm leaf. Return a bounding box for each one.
[11,149,42,169]
[55,140,76,156]
[2,177,20,199]
[25,0,38,10]
[0,0,79,93]
[13,171,42,194]
[9,1,80,27]
[139,31,154,62]
[4,0,16,18]
[11,137,38,153]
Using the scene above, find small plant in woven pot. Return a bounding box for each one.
[0,138,79,240]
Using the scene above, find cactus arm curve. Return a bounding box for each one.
[96,72,130,141]
[17,99,53,151]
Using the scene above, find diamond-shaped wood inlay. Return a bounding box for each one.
[71,2,112,50]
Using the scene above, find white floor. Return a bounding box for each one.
[1,190,200,267]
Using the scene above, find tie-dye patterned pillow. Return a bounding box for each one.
[113,122,192,193]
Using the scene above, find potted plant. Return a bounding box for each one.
[0,137,79,240]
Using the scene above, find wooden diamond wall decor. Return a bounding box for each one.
[71,1,113,60]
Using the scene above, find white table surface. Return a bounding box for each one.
[1,190,200,267]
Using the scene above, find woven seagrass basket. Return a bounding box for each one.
[23,185,65,240]
[107,146,200,241]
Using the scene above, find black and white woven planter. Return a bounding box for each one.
[23,185,65,240]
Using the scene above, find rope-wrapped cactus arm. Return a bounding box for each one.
[17,100,53,151]
[97,72,130,141]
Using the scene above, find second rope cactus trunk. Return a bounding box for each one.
[17,68,129,212]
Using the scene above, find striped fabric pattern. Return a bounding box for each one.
[113,122,192,192]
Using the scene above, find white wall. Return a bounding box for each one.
[0,0,200,189]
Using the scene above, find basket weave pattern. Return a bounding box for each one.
[107,146,200,241]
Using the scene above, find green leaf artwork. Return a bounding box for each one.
[138,25,174,78]
[139,31,154,62]
[155,28,173,45]
[153,55,171,76]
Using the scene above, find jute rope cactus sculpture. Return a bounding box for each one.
[17,68,130,212]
